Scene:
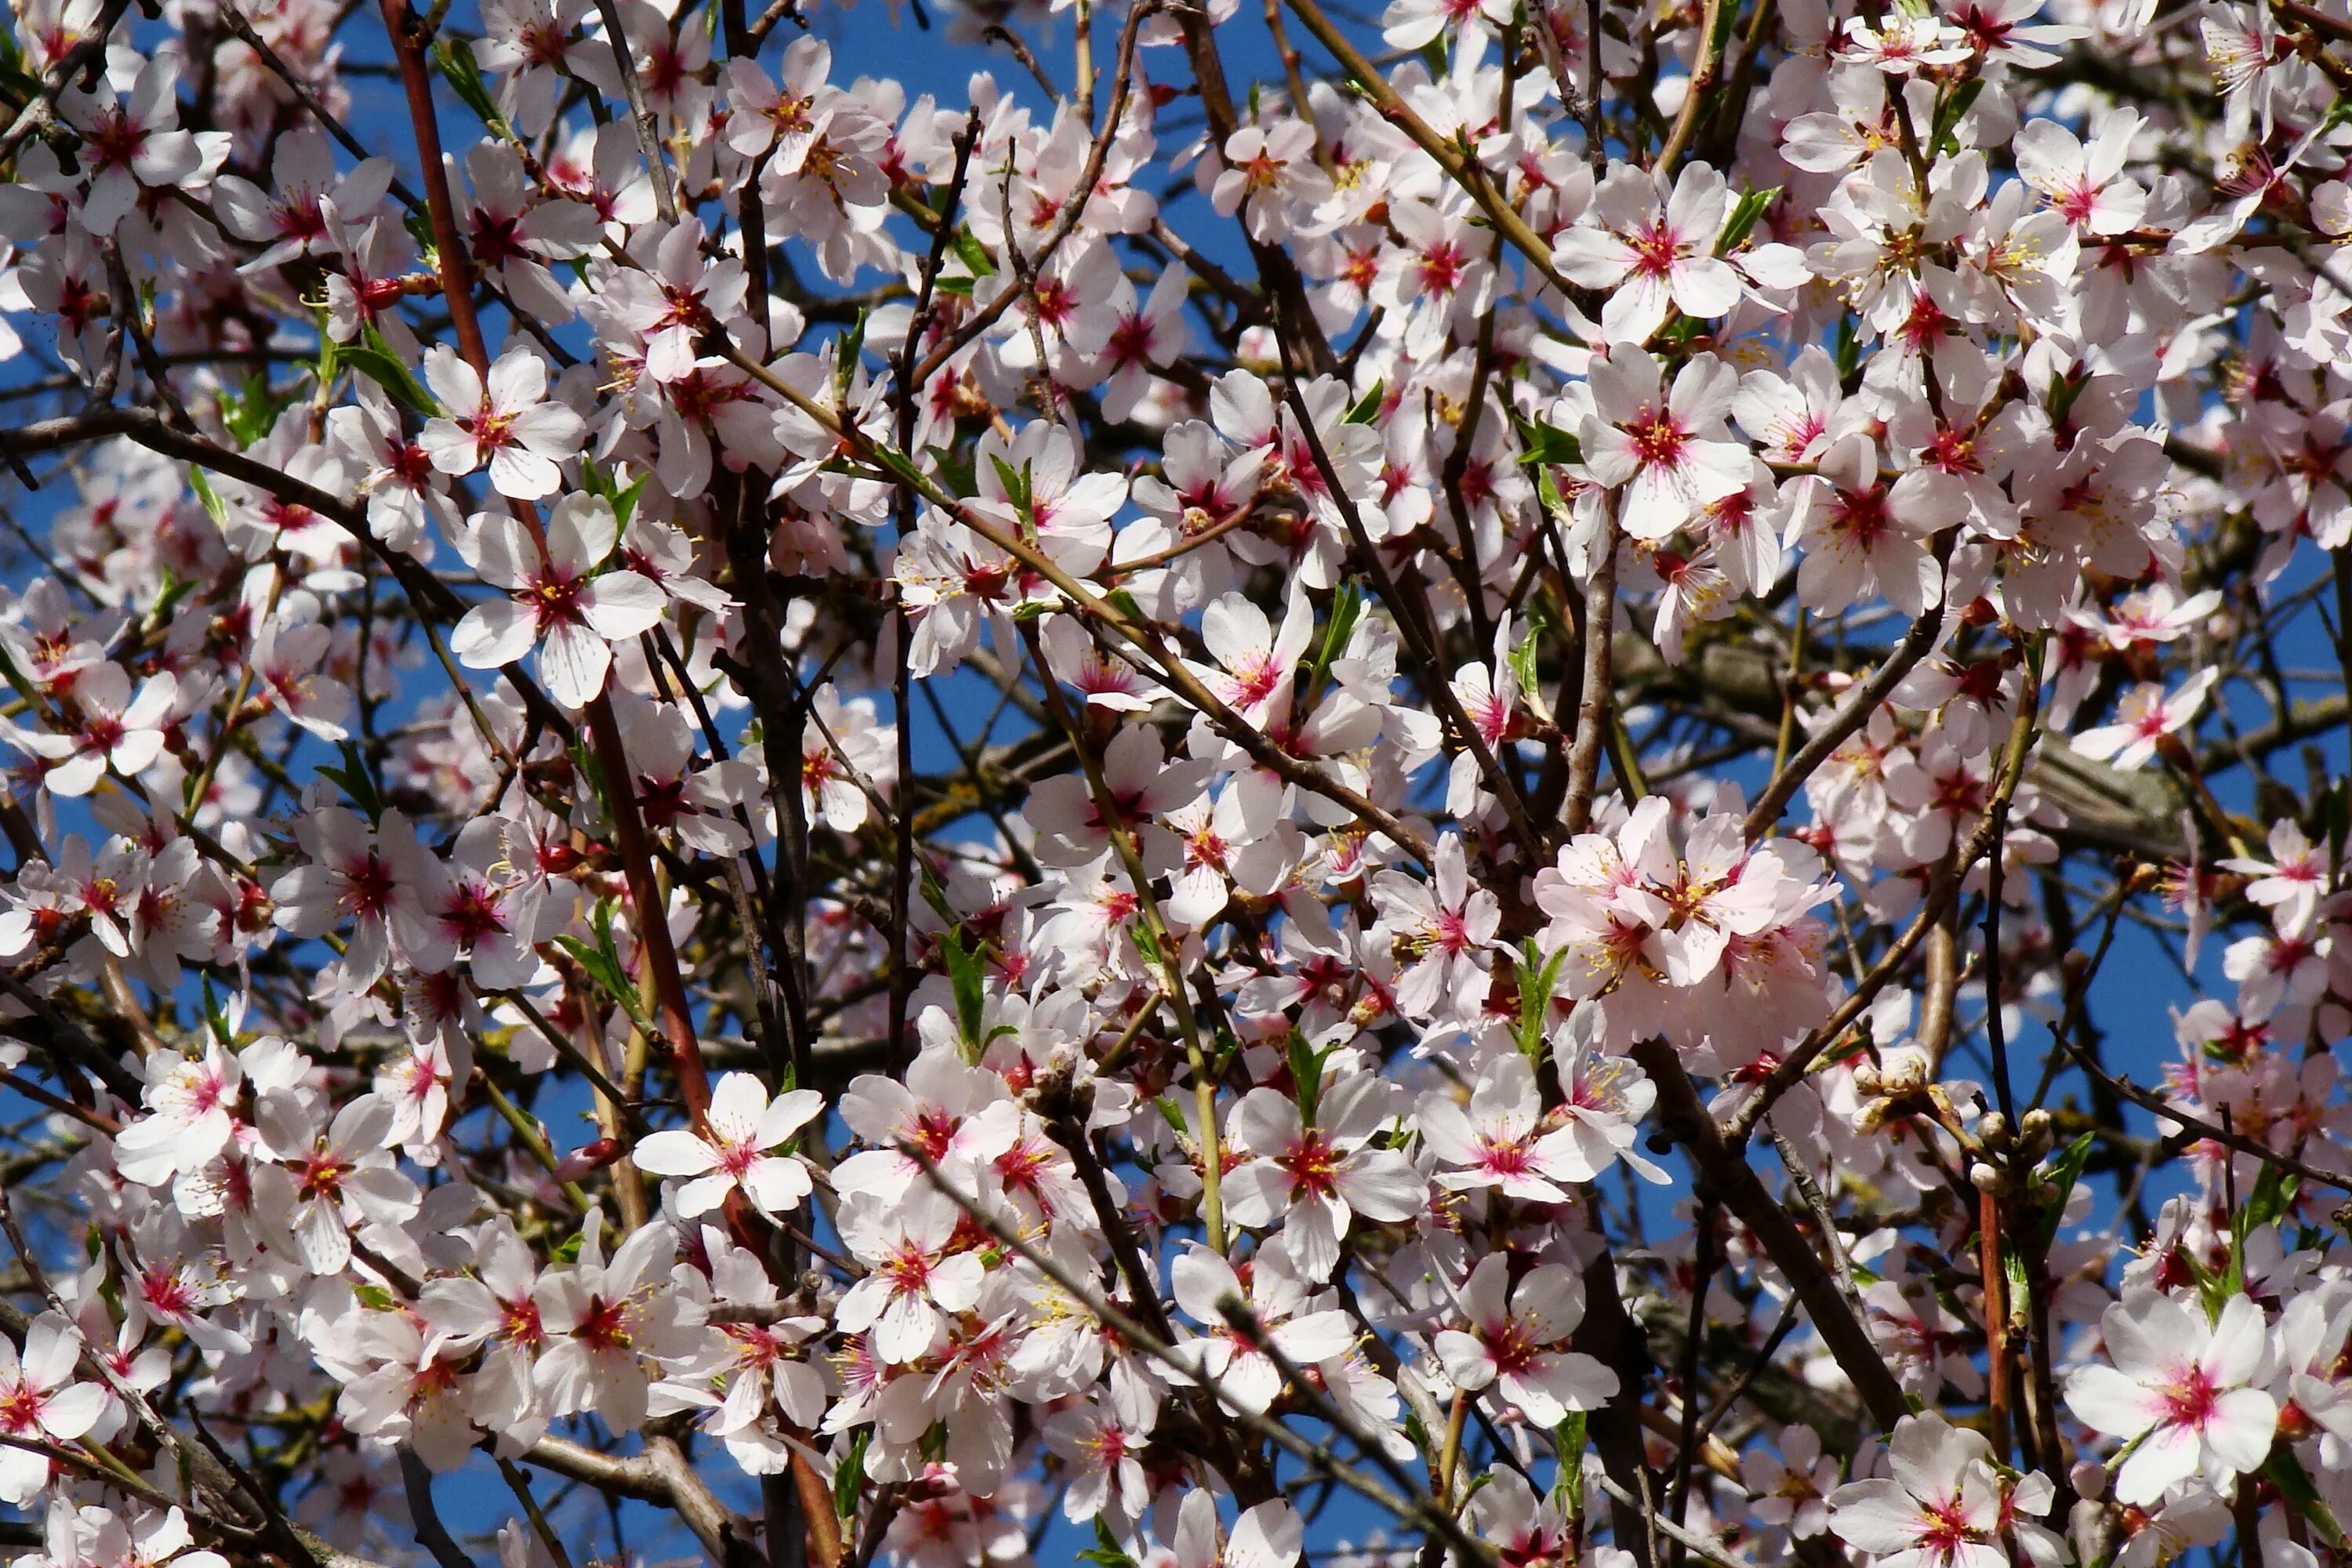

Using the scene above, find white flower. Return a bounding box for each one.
[1578,347,1752,541]
[634,1072,824,1219]
[419,346,585,500]
[834,1188,985,1364]
[1222,1073,1423,1280]
[1433,1252,1617,1427]
[1553,163,1745,343]
[0,1313,107,1505]
[1828,1413,2059,1568]
[2071,669,2217,773]
[2064,1290,2279,1505]
[451,494,669,709]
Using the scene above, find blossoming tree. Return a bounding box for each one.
[0,0,2344,1563]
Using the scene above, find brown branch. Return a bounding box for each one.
[1632,1036,1913,1431]
[1744,608,1942,842]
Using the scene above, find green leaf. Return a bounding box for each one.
[1717,185,1781,254]
[1305,581,1363,699]
[1508,609,1548,713]
[1080,1521,1141,1568]
[217,368,289,449]
[1345,379,1385,423]
[1287,1029,1333,1126]
[2002,1243,2031,1330]
[0,27,33,96]
[925,445,978,498]
[834,1429,869,1520]
[1709,0,1739,51]
[1929,79,1987,157]
[933,274,975,298]
[1105,587,1148,627]
[2267,1451,2348,1546]
[2047,370,2089,427]
[556,901,646,1032]
[550,1230,584,1264]
[1515,942,1570,1059]
[1537,463,1569,519]
[342,324,441,416]
[354,1283,397,1310]
[2027,1131,2095,1254]
[942,927,987,1063]
[989,455,1033,519]
[837,308,869,399]
[320,739,386,822]
[2328,777,2349,880]
[432,39,513,138]
[610,471,650,532]
[141,572,194,641]
[2246,1161,2299,1230]
[871,445,929,492]
[554,934,630,1007]
[199,976,233,1046]
[0,644,40,709]
[1554,1413,1587,1513]
[951,225,997,278]
[186,467,230,530]
[1513,412,1584,466]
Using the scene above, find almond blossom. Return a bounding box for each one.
[419,347,586,502]
[0,0,2343,1563]
[450,494,668,708]
[1578,347,1753,540]
[1432,1252,1617,1426]
[633,1071,823,1219]
[2065,1291,2280,1505]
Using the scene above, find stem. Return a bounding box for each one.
[1563,502,1621,837]
[1978,1181,2011,1460]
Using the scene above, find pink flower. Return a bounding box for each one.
[1432,1252,1617,1426]
[10,662,177,798]
[452,494,669,709]
[419,346,585,501]
[835,1187,986,1364]
[2014,109,2148,235]
[1829,1413,2058,1568]
[1223,1073,1424,1280]
[0,1312,107,1505]
[1579,347,1752,540]
[1552,162,1744,341]
[633,1071,823,1219]
[2221,818,2330,936]
[1171,1244,1354,1414]
[2064,1290,2278,1505]
[1418,1052,1602,1205]
[2071,668,2216,772]
[60,59,216,236]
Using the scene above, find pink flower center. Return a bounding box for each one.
[2159,1364,2221,1429]
[1627,220,1684,280]
[1625,408,1690,469]
[1282,1131,1345,1197]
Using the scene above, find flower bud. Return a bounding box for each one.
[554,1136,621,1181]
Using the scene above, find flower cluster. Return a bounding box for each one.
[0,0,2344,1564]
